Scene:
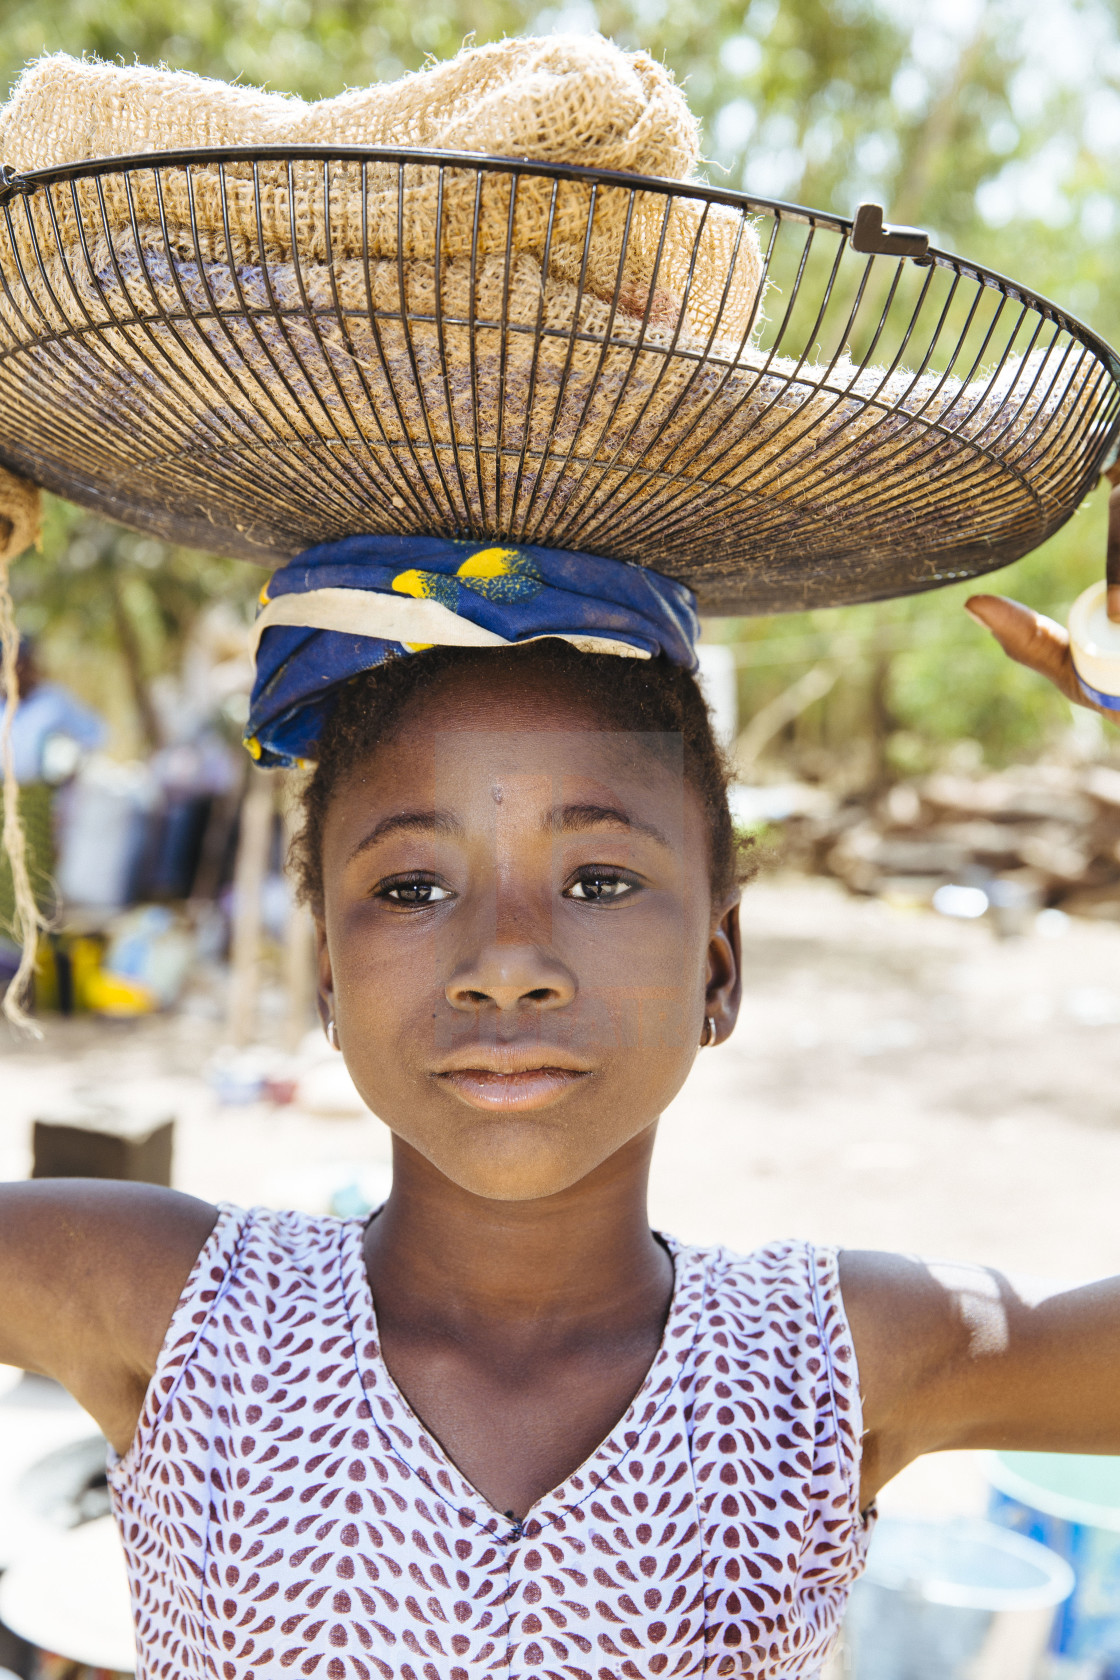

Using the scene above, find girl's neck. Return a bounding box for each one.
[364,1126,671,1339]
[361,1127,675,1518]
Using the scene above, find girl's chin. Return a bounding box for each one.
[402,1128,621,1204]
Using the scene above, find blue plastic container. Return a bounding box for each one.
[988,1451,1120,1670]
[842,1516,1073,1680]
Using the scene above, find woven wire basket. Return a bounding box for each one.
[0,145,1117,614]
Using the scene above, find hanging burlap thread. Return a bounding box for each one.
[0,466,43,1032]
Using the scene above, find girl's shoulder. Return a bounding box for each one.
[671,1231,850,1343]
[162,1199,364,1297]
[671,1236,866,1444]
[114,1204,363,1448]
[149,1201,353,1332]
[174,1212,854,1370]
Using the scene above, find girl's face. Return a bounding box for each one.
[316,661,741,1201]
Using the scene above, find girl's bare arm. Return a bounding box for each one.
[0,1180,217,1451]
[842,1250,1120,1509]
[833,594,1120,1506]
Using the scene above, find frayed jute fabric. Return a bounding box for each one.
[0,467,43,1032]
[0,38,699,179]
[0,40,759,347]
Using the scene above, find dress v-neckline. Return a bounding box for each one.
[339,1218,708,1535]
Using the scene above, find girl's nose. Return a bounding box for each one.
[445,943,576,1013]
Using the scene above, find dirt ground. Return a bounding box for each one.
[5,872,1120,1520]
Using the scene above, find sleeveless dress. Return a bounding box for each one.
[107,1206,873,1680]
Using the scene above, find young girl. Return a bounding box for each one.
[0,534,1115,1680]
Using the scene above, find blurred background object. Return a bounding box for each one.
[0,1519,134,1680]
[837,1516,1074,1680]
[0,637,105,1001]
[30,1095,173,1187]
[0,1364,121,1680]
[989,1452,1120,1673]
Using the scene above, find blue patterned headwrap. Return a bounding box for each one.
[246,535,700,769]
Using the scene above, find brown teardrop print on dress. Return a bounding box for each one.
[108,1207,873,1680]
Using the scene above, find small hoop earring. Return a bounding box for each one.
[326,1018,339,1050]
[702,1016,717,1048]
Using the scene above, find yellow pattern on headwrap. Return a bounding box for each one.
[455,548,520,580]
[459,550,543,603]
[391,568,438,600]
[392,564,443,641]
[387,550,544,647]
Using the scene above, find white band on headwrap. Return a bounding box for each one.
[249,587,650,664]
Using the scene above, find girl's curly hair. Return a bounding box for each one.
[289,640,749,914]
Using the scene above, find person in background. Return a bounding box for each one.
[0,635,105,981]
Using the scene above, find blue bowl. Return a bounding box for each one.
[988,1451,1120,1667]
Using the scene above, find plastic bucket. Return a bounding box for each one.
[840,1516,1073,1680]
[988,1451,1120,1668]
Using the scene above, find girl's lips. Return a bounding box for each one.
[437,1067,589,1112]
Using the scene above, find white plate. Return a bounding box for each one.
[0,1515,134,1673]
[0,1391,104,1571]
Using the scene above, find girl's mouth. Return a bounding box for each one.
[436,1067,590,1112]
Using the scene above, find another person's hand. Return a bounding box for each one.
[966,472,1120,718]
[964,594,1103,711]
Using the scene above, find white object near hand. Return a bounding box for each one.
[1068,579,1120,710]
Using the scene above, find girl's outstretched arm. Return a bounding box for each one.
[842,1250,1120,1511]
[0,1180,217,1452]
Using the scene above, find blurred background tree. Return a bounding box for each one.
[0,0,1115,770]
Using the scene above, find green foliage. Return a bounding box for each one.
[0,0,1116,765]
[0,0,529,100]
[11,503,256,750]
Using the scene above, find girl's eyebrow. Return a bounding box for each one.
[349,808,464,860]
[348,803,669,862]
[548,802,670,847]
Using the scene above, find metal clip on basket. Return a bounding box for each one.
[0,147,1117,614]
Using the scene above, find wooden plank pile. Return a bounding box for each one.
[775,764,1120,918]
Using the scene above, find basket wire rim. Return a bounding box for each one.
[0,144,1117,608]
[0,142,1117,385]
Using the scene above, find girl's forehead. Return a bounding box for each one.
[434,727,683,777]
[327,661,702,848]
[326,741,697,878]
[332,712,697,856]
[348,724,687,810]
[364,663,685,779]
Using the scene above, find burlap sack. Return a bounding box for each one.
[0,38,698,174]
[0,39,762,343]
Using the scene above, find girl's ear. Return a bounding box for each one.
[315,920,335,1038]
[704,900,742,1048]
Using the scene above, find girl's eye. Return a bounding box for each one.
[565,872,639,903]
[378,879,453,906]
